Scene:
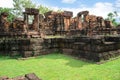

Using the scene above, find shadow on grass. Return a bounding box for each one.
[36,53,94,68]
[0,54,22,61]
[0,55,13,61]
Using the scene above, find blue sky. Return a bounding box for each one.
[0,0,120,18]
[32,0,115,8]
[31,0,120,18]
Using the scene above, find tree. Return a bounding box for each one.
[13,0,62,17]
[107,13,114,20]
[13,0,36,17]
[106,11,119,27]
[114,11,118,16]
[37,5,52,14]
[0,7,15,22]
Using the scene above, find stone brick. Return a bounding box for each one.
[25,73,41,80]
[22,51,33,58]
[62,49,73,55]
[0,76,9,80]
[12,76,28,80]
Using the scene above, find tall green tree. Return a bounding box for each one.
[37,5,52,14]
[107,13,114,20]
[106,11,118,27]
[13,0,61,17]
[13,0,36,17]
[0,7,15,22]
[114,11,118,16]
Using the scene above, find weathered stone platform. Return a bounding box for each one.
[0,34,45,57]
[0,32,120,62]
[44,35,120,62]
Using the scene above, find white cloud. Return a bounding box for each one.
[115,0,120,8]
[52,2,114,18]
[89,2,114,18]
[0,0,13,8]
[62,0,76,4]
[115,0,120,15]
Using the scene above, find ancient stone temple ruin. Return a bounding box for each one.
[0,8,120,62]
[23,8,39,32]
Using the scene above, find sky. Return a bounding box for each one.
[0,0,120,18]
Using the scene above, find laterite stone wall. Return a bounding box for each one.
[44,36,120,62]
[1,35,120,62]
[0,38,46,57]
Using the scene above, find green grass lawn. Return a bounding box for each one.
[0,53,120,80]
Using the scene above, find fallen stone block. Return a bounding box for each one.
[25,73,41,80]
[0,76,9,80]
[12,76,28,80]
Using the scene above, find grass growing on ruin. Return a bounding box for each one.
[0,53,120,80]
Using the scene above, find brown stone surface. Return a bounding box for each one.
[25,73,41,80]
[62,49,73,55]
[0,76,9,80]
[0,73,41,80]
[23,51,32,58]
[12,76,28,80]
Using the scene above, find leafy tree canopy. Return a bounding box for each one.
[0,7,15,22]
[106,11,119,27]
[13,0,53,16]
[13,0,36,16]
